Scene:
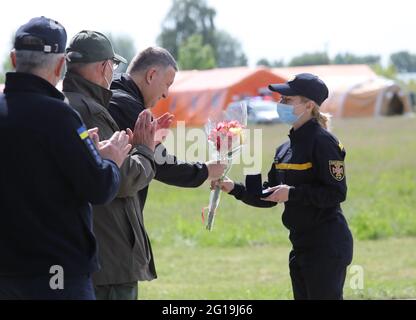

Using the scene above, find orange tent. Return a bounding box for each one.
[152,67,284,126]
[273,65,412,117]
[3,65,411,120]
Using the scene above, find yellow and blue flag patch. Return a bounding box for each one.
[77,125,102,165]
[77,126,89,140]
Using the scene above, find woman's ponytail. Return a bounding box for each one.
[312,105,332,131]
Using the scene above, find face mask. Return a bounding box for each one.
[103,61,114,89]
[276,103,302,125]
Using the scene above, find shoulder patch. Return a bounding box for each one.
[329,160,345,181]
[77,126,89,140]
[77,125,103,165]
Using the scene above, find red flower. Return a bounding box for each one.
[208,120,244,152]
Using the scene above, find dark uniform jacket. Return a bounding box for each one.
[230,119,352,260]
[0,72,120,277]
[109,73,209,211]
[63,72,156,284]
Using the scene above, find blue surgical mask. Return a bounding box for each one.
[276,103,301,125]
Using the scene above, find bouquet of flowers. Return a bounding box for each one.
[202,102,247,231]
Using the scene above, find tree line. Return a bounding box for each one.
[2,0,416,83]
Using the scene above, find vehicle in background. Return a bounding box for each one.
[228,98,280,124]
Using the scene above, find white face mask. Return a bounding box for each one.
[103,61,113,89]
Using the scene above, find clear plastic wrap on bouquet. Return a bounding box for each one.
[202,102,248,231]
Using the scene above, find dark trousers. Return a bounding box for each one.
[0,274,95,300]
[289,249,349,300]
[94,282,138,300]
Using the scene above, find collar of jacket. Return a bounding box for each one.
[4,72,65,101]
[63,71,113,108]
[289,118,320,143]
[111,73,145,105]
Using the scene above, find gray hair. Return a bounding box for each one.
[15,50,63,73]
[127,47,178,74]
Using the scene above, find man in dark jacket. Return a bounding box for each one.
[109,47,225,210]
[63,31,158,300]
[107,47,226,298]
[0,17,130,300]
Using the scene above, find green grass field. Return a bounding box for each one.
[139,116,416,299]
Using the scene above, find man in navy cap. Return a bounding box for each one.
[0,17,131,299]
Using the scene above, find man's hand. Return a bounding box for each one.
[156,113,174,130]
[261,184,291,203]
[154,112,174,147]
[127,110,157,152]
[206,160,227,180]
[97,131,132,168]
[210,177,235,193]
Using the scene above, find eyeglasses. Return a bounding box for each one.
[111,59,120,70]
[103,59,120,71]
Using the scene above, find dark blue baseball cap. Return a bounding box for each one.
[269,73,329,106]
[14,16,67,54]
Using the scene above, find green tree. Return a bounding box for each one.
[333,52,380,65]
[390,51,416,73]
[0,56,13,84]
[0,34,14,83]
[289,52,330,66]
[158,0,247,68]
[106,33,137,73]
[256,58,284,68]
[178,34,216,70]
[214,30,247,68]
[158,0,216,59]
[371,63,397,80]
[406,80,416,94]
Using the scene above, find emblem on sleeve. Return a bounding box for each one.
[77,125,89,140]
[77,125,102,165]
[329,160,345,181]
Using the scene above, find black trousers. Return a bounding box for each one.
[289,249,349,300]
[94,282,138,300]
[0,274,95,300]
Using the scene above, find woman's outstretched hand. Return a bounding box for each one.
[210,177,235,193]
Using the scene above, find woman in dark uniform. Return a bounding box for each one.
[214,73,353,300]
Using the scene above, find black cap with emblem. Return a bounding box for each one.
[14,16,67,54]
[269,73,329,106]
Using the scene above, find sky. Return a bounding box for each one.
[1,0,415,68]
